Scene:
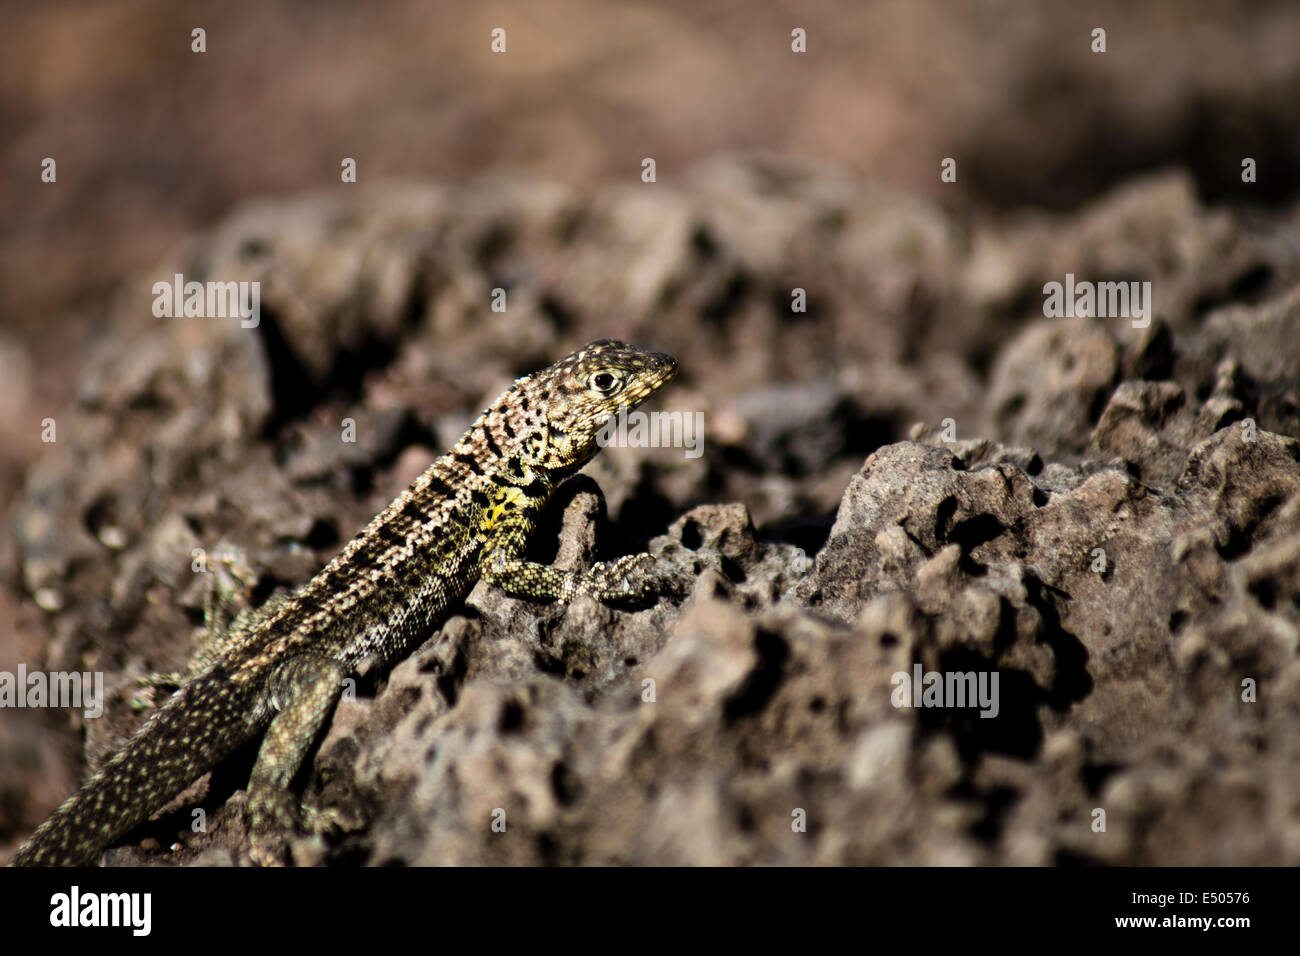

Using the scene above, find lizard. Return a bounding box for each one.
[10,338,677,866]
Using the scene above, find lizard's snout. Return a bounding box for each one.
[651,352,678,381]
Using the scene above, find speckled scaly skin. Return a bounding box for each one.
[11,339,677,866]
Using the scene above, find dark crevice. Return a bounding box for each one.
[769,284,823,323]
[1086,386,1112,427]
[1025,575,1093,710]
[256,305,318,436]
[920,647,1043,762]
[398,268,431,330]
[256,303,401,440]
[346,410,440,497]
[532,651,569,680]
[550,762,581,807]
[720,556,747,583]
[539,294,576,335]
[702,270,750,327]
[475,222,513,270]
[1130,323,1177,380]
[935,496,959,541]
[1248,577,1276,610]
[690,224,719,260]
[966,784,1021,842]
[1082,761,1122,796]
[498,699,526,734]
[1216,491,1285,560]
[304,518,339,550]
[723,628,789,724]
[948,512,1007,553]
[434,643,468,708]
[757,511,835,556]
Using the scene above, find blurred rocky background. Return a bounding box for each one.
[2,0,1298,864]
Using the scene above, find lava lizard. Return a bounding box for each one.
[11,339,677,866]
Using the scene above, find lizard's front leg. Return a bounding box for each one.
[247,654,348,866]
[478,501,656,602]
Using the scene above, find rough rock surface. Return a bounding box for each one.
[3,160,1299,864]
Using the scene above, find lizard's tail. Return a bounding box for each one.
[9,670,257,866]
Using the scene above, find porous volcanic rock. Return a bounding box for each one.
[4,162,1298,865]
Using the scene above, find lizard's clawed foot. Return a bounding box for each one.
[246,787,302,867]
[301,801,349,836]
[577,553,659,602]
[245,787,343,866]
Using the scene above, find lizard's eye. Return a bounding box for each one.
[590,371,620,394]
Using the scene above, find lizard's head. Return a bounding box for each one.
[522,339,678,473]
